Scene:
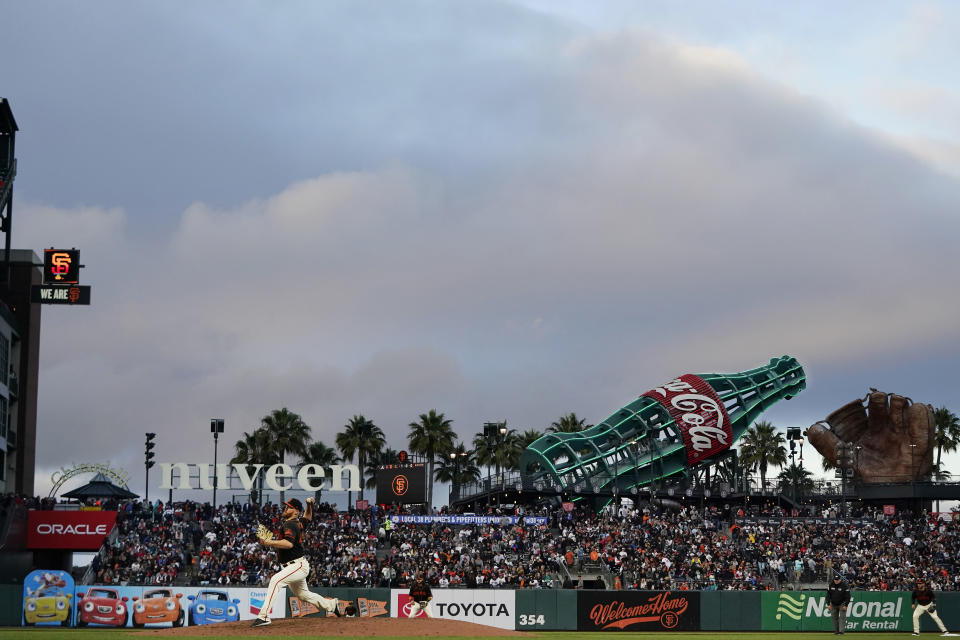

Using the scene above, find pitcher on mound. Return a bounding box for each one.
[251,498,341,627]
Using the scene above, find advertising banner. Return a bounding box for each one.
[391,588,516,629]
[27,510,117,550]
[184,588,243,626]
[734,517,871,527]
[23,570,75,627]
[289,588,390,619]
[578,591,701,631]
[71,585,285,627]
[388,515,547,526]
[762,591,908,632]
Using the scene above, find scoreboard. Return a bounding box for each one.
[375,463,427,505]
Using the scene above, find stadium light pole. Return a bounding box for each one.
[145,433,157,505]
[211,418,225,508]
[909,443,918,514]
[449,451,466,503]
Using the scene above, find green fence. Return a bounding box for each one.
[0,584,21,627]
[514,589,577,630]
[700,590,762,631]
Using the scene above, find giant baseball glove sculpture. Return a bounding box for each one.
[256,523,275,542]
[805,389,934,483]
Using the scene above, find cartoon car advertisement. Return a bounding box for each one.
[188,590,241,625]
[22,570,75,627]
[131,588,185,627]
[77,587,129,627]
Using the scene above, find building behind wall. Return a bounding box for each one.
[0,250,41,495]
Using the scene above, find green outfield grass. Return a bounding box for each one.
[0,632,928,640]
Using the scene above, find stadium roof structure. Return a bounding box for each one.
[0,98,17,134]
[61,472,138,500]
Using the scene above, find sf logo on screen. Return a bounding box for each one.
[392,474,409,497]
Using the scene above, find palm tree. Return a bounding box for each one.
[777,463,814,500]
[933,407,960,511]
[472,422,524,485]
[261,408,312,503]
[407,410,456,506]
[434,443,481,485]
[336,415,386,505]
[548,413,592,433]
[364,447,400,494]
[230,428,278,504]
[934,407,960,479]
[711,452,748,493]
[520,429,543,449]
[738,420,787,493]
[302,441,340,503]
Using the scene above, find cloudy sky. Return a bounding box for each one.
[3,0,959,506]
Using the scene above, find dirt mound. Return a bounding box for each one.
[139,617,526,637]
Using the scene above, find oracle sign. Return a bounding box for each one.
[28,511,118,550]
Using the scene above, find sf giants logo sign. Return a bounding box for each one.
[43,249,80,284]
[643,374,732,466]
[392,474,409,496]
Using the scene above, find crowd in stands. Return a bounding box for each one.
[8,491,960,592]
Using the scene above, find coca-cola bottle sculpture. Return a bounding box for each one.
[519,356,805,502]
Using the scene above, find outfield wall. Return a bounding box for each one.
[14,581,960,632]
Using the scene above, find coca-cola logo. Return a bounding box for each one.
[644,374,732,466]
[588,592,689,630]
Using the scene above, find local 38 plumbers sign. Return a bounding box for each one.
[156,462,361,493]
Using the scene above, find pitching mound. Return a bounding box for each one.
[139,617,526,637]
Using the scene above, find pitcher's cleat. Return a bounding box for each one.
[251,618,271,627]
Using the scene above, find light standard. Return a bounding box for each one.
[211,418,224,508]
[909,443,918,514]
[482,422,507,509]
[449,451,467,503]
[145,433,156,505]
[786,428,801,508]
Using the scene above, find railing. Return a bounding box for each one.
[451,471,960,505]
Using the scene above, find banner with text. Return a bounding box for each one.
[388,515,547,526]
[578,591,701,631]
[27,511,117,550]
[762,591,908,632]
[391,588,515,629]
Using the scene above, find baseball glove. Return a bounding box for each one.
[256,523,275,542]
[806,389,934,483]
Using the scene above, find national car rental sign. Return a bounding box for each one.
[27,511,118,550]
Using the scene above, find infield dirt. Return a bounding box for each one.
[140,617,526,637]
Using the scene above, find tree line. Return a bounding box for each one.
[231,406,960,505]
[230,408,593,505]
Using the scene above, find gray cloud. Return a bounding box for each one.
[5,2,959,499]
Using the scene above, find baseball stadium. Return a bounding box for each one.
[3,5,960,640]
[0,336,958,638]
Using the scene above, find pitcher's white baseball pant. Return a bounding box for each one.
[258,557,338,622]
